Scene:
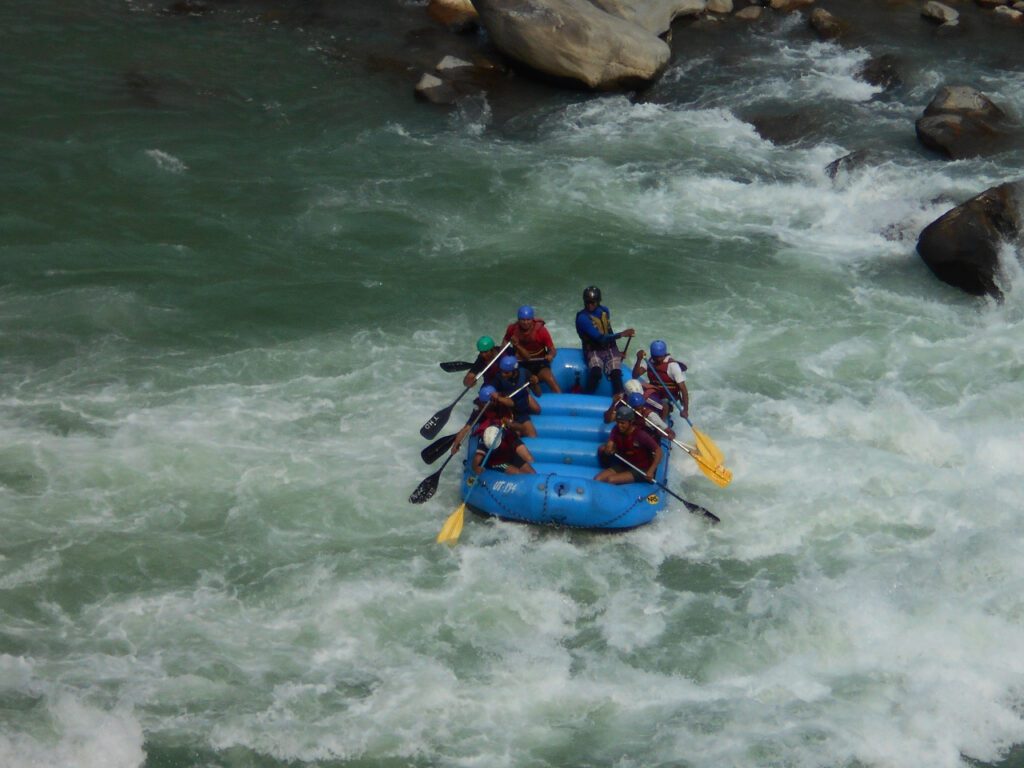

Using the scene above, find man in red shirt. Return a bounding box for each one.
[502,305,561,395]
[595,406,663,485]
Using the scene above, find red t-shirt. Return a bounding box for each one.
[502,319,554,359]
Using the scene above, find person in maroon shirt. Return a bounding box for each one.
[595,406,663,485]
[472,426,535,475]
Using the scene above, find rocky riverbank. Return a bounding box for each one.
[412,0,1023,299]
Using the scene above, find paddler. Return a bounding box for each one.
[595,406,662,485]
[502,305,561,395]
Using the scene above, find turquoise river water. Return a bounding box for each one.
[2,2,1024,766]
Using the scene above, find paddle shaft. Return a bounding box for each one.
[466,428,501,502]
[624,403,696,455]
[613,453,719,523]
[420,341,512,439]
[644,359,686,416]
[437,429,503,544]
[441,356,547,373]
[421,401,492,465]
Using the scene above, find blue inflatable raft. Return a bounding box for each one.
[458,349,672,531]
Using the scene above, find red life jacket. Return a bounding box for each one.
[472,402,513,436]
[610,426,657,471]
[480,432,520,468]
[648,356,686,397]
[503,318,549,358]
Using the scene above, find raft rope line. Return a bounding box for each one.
[473,470,651,530]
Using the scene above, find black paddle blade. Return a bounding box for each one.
[409,469,442,504]
[683,500,720,524]
[439,361,473,372]
[420,403,454,440]
[421,433,456,465]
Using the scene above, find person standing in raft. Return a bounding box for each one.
[502,305,561,395]
[632,339,689,419]
[463,335,501,388]
[473,425,536,475]
[595,406,663,485]
[492,355,540,438]
[575,286,635,395]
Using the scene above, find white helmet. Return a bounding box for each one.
[624,378,644,395]
[482,425,502,449]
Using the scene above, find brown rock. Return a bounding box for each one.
[916,181,1024,299]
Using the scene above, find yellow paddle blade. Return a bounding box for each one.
[436,503,466,544]
[676,440,732,488]
[690,424,725,467]
[691,450,732,488]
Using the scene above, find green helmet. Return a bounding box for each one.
[476,336,495,353]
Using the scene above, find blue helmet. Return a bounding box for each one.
[650,339,668,357]
[478,385,497,402]
[517,305,535,320]
[626,392,646,409]
[499,355,519,373]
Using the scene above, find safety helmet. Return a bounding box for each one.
[482,425,502,449]
[624,378,644,395]
[626,392,646,409]
[615,405,635,422]
[650,339,668,357]
[517,305,535,321]
[499,356,519,373]
[478,385,497,402]
[583,285,601,304]
[476,336,495,353]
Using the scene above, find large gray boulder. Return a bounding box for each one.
[916,181,1024,299]
[915,85,1015,159]
[470,0,701,89]
[590,0,706,33]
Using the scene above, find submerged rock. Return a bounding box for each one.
[916,180,1024,299]
[808,7,847,39]
[824,149,871,181]
[857,53,903,93]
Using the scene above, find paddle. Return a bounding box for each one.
[412,379,530,499]
[409,451,457,504]
[613,453,720,524]
[645,360,728,470]
[440,356,548,373]
[436,428,502,544]
[420,341,511,439]
[420,433,457,464]
[420,401,492,465]
[625,404,731,487]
